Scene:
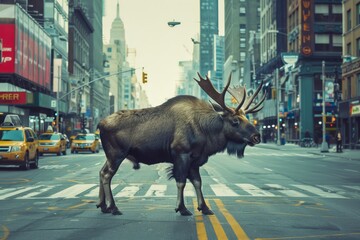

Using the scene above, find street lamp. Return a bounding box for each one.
[320,60,329,152]
[55,66,60,133]
[275,68,281,145]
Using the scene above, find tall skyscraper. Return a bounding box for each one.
[224,0,260,86]
[199,0,218,99]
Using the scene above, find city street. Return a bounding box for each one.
[0,144,359,240]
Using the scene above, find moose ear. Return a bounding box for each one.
[209,101,225,114]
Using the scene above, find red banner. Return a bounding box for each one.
[0,24,15,73]
[0,92,27,105]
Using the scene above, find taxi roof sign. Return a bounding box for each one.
[2,114,22,126]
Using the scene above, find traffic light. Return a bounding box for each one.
[331,115,336,123]
[142,71,148,83]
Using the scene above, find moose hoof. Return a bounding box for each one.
[175,207,193,216]
[198,206,214,215]
[104,206,122,215]
[96,203,108,213]
[202,208,214,215]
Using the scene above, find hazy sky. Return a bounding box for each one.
[103,0,223,106]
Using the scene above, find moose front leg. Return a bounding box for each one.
[188,166,214,215]
[96,162,107,213]
[97,159,122,215]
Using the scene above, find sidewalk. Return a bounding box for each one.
[256,142,360,161]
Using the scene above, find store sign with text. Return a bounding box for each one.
[0,92,27,105]
[301,0,314,56]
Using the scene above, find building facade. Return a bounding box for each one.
[224,0,260,87]
[67,0,93,134]
[257,0,342,145]
[199,0,218,99]
[0,0,68,134]
[340,0,360,148]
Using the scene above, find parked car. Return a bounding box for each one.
[38,132,67,156]
[71,133,100,154]
[0,115,39,170]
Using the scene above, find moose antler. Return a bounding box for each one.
[228,81,266,114]
[227,86,246,113]
[194,73,234,113]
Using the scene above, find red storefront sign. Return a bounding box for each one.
[0,4,52,91]
[301,0,314,56]
[0,24,15,73]
[0,92,27,105]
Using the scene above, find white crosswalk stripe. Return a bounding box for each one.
[245,152,317,158]
[236,183,275,197]
[0,183,358,200]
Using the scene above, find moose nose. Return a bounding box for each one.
[250,133,261,144]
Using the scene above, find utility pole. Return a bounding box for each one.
[276,68,281,145]
[56,66,60,133]
[321,60,329,152]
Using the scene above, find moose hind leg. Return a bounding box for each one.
[188,166,214,215]
[173,155,193,216]
[175,182,192,216]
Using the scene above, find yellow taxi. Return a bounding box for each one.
[38,132,67,156]
[71,133,100,154]
[0,115,39,170]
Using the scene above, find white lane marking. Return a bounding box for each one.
[292,184,347,199]
[0,185,42,200]
[236,183,274,197]
[115,184,141,197]
[17,185,57,199]
[264,168,273,172]
[47,184,97,199]
[210,184,239,196]
[344,169,358,173]
[265,184,309,197]
[39,165,68,169]
[144,184,167,197]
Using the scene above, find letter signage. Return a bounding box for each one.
[301,0,314,56]
[0,92,27,105]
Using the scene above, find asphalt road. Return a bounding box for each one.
[0,145,359,240]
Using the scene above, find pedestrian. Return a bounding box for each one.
[336,131,342,153]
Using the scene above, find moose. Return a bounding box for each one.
[96,73,266,216]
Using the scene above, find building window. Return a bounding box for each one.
[239,24,246,34]
[332,4,342,14]
[357,38,360,57]
[347,42,352,55]
[240,37,246,48]
[332,34,342,52]
[347,9,352,31]
[315,34,330,51]
[240,52,246,61]
[315,4,329,15]
[240,7,246,16]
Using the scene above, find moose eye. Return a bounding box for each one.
[231,119,240,126]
